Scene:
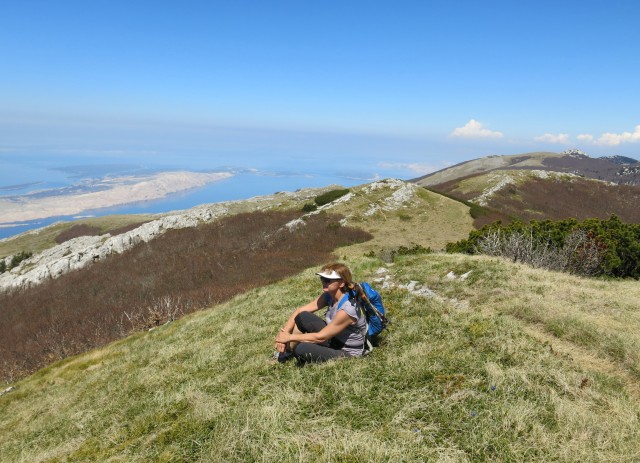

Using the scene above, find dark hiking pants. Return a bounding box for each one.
[292,311,350,363]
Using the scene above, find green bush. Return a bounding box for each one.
[1,250,33,274]
[446,215,640,279]
[395,244,433,256]
[301,202,317,212]
[8,250,32,270]
[369,244,432,262]
[314,188,349,206]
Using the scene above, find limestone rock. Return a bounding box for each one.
[0,204,229,291]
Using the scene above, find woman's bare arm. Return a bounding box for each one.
[275,295,328,353]
[275,310,355,346]
[281,295,327,334]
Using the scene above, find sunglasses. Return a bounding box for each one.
[320,277,341,285]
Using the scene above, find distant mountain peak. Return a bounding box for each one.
[560,148,590,158]
[601,155,639,165]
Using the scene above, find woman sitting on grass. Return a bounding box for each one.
[275,262,367,363]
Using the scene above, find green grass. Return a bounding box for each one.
[337,181,474,256]
[2,254,640,462]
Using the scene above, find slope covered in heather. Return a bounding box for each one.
[412,150,640,225]
[425,169,640,224]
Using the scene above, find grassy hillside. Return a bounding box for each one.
[0,210,371,383]
[413,152,560,187]
[414,150,640,189]
[315,179,474,256]
[2,253,640,462]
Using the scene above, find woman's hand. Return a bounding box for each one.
[275,329,291,345]
[275,328,291,353]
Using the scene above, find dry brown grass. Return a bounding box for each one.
[430,171,640,224]
[54,220,151,244]
[489,176,640,222]
[53,224,102,244]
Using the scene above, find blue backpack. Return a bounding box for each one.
[336,282,389,337]
[358,282,388,337]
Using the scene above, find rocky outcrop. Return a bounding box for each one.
[560,148,590,158]
[0,204,229,291]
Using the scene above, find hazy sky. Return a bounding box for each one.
[2,0,639,176]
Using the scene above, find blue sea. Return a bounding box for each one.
[0,151,410,240]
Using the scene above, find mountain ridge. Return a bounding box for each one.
[412,150,640,225]
[414,149,640,187]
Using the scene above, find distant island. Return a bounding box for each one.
[0,171,232,224]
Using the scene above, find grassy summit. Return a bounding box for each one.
[1,253,639,462]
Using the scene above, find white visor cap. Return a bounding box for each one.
[316,270,342,280]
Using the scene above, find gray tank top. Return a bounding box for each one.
[325,294,367,357]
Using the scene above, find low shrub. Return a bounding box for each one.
[301,203,317,212]
[369,244,432,262]
[107,221,150,236]
[314,188,349,206]
[0,251,33,273]
[447,215,640,278]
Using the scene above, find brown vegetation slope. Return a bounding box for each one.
[0,210,371,383]
[429,172,640,225]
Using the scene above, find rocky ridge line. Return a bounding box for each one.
[0,179,424,291]
[0,187,329,291]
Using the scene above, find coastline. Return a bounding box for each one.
[0,171,233,224]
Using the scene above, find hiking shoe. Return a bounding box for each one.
[274,351,293,363]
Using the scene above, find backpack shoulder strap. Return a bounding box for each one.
[336,293,351,309]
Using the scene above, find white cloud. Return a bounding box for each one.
[577,125,640,146]
[450,119,504,139]
[595,125,640,146]
[577,134,594,142]
[535,133,570,144]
